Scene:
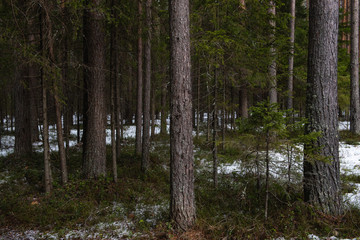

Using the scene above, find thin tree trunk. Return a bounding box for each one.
[142,0,152,172]
[265,132,270,220]
[42,79,52,194]
[287,0,296,110]
[269,0,277,104]
[135,0,143,155]
[44,1,68,184]
[196,61,200,137]
[40,8,52,193]
[151,88,156,137]
[110,0,118,182]
[350,0,360,134]
[304,0,342,216]
[213,68,218,188]
[169,0,196,230]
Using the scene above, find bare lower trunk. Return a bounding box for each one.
[110,0,118,182]
[142,0,152,172]
[42,82,52,194]
[169,0,196,230]
[287,0,296,110]
[304,0,342,216]
[135,0,143,155]
[82,0,107,179]
[269,0,277,104]
[350,0,360,134]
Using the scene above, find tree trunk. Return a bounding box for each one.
[160,77,167,135]
[42,78,52,194]
[82,0,107,179]
[136,0,143,155]
[44,0,68,185]
[151,88,156,137]
[110,0,118,182]
[142,0,152,172]
[304,0,342,216]
[14,62,32,158]
[40,8,52,193]
[213,68,218,188]
[350,0,360,134]
[287,0,296,110]
[269,0,277,104]
[169,0,196,231]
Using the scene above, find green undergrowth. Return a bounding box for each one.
[1,133,360,239]
[340,130,360,145]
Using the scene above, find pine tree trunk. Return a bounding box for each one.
[269,0,277,104]
[42,80,52,194]
[44,1,68,185]
[287,0,296,110]
[169,0,196,230]
[110,0,118,182]
[350,0,360,134]
[136,0,143,155]
[304,0,342,216]
[82,0,107,179]
[213,68,218,188]
[142,0,152,172]
[14,63,32,157]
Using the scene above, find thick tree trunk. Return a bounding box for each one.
[142,0,152,172]
[287,0,296,110]
[14,63,32,157]
[269,0,277,104]
[136,0,143,155]
[304,0,342,216]
[350,0,360,134]
[82,0,107,179]
[169,0,196,231]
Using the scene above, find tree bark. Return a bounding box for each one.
[169,0,196,231]
[213,68,218,188]
[142,0,152,172]
[350,0,360,134]
[82,0,107,179]
[304,0,342,216]
[136,0,143,155]
[287,0,296,110]
[269,0,277,104]
[14,62,32,158]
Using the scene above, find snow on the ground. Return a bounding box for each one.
[0,202,168,240]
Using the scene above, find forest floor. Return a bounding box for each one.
[0,121,360,239]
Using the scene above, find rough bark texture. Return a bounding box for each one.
[268,0,277,104]
[304,0,342,216]
[136,0,143,156]
[350,0,360,134]
[142,0,152,172]
[169,0,196,231]
[287,0,296,110]
[82,0,107,178]
[14,62,32,157]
